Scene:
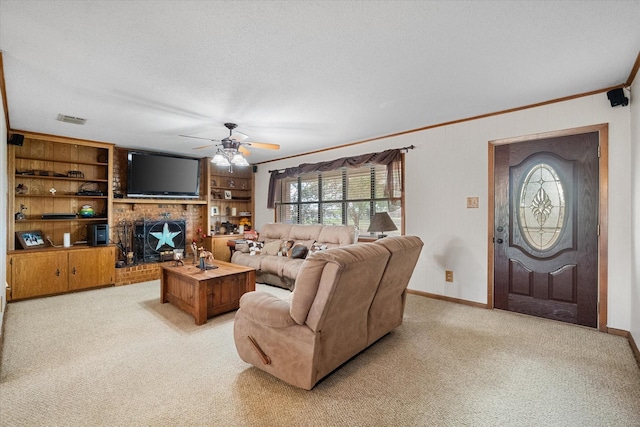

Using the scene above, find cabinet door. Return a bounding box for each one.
[68,247,115,290]
[213,238,233,262]
[11,252,68,299]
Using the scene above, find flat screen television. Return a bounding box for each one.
[127,151,201,199]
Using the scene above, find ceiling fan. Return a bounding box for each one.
[180,123,279,170]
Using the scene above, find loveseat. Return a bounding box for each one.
[233,235,424,390]
[230,223,357,290]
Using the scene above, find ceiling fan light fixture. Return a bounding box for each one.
[231,153,249,166]
[212,151,230,166]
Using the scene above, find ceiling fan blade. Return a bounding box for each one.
[192,144,216,150]
[230,131,249,142]
[245,141,280,150]
[239,146,251,156]
[178,135,212,141]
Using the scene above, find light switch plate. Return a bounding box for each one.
[467,197,479,208]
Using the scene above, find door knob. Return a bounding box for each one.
[496,238,504,244]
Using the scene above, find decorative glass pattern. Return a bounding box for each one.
[519,163,566,250]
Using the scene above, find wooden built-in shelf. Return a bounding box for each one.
[15,174,109,183]
[15,156,108,167]
[115,198,207,205]
[16,217,109,223]
[16,194,108,199]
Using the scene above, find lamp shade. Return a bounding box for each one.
[212,151,229,166]
[367,212,397,238]
[231,153,249,166]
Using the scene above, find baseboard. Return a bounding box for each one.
[0,304,6,377]
[629,331,640,368]
[607,327,629,338]
[407,288,488,309]
[609,328,640,369]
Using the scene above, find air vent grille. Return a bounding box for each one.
[56,114,87,125]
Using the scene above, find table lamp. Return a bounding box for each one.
[367,212,397,239]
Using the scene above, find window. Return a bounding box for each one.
[518,162,566,250]
[274,162,402,235]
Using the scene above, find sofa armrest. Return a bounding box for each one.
[238,291,297,328]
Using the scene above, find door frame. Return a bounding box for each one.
[487,123,608,331]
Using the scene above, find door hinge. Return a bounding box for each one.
[597,224,600,236]
[598,145,601,158]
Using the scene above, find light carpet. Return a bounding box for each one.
[1,281,639,426]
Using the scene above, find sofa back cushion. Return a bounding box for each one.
[316,225,357,247]
[367,236,423,345]
[289,224,323,241]
[290,243,389,329]
[259,223,356,249]
[260,223,292,243]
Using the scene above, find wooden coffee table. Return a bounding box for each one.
[161,260,255,325]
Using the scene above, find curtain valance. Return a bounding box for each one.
[267,147,409,209]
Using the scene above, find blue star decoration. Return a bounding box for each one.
[150,223,182,250]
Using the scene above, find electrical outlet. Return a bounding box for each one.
[467,197,479,208]
[445,270,453,282]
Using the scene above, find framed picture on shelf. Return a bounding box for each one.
[224,190,232,199]
[16,230,47,249]
[211,206,219,216]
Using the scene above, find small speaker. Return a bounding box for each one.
[87,224,109,246]
[8,134,24,146]
[607,88,628,107]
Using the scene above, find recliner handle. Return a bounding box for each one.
[247,336,271,365]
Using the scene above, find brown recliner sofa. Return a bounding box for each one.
[233,235,423,390]
[231,223,357,290]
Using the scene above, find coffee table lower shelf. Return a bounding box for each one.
[160,261,256,325]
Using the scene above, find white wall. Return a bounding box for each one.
[1,82,7,334]
[630,78,639,342]
[255,93,633,331]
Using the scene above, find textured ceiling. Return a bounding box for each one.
[1,1,639,163]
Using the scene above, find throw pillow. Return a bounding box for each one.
[289,244,309,259]
[262,240,282,256]
[249,241,264,256]
[294,239,316,250]
[310,243,328,253]
[278,239,295,257]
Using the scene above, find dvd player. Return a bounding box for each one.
[42,213,78,219]
[76,191,104,196]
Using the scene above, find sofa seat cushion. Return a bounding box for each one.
[260,255,293,278]
[231,252,264,270]
[282,258,306,280]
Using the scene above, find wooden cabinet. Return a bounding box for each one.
[7,246,116,300]
[208,164,254,235]
[8,132,114,251]
[203,234,242,262]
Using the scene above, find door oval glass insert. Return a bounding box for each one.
[518,163,566,250]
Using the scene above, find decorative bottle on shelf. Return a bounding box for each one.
[80,205,94,217]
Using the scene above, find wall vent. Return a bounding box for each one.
[56,114,87,125]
